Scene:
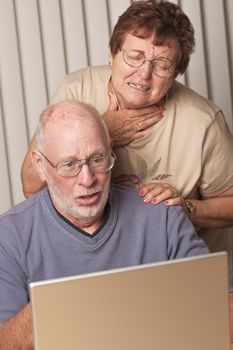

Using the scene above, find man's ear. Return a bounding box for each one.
[31,150,46,182]
[109,138,113,149]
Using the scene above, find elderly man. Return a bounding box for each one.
[0,101,209,349]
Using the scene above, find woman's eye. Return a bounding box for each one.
[156,60,170,70]
[129,53,143,60]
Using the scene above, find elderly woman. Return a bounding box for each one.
[21,1,233,289]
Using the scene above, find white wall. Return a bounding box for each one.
[1,0,233,213]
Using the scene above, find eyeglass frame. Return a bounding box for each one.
[38,151,116,178]
[120,49,177,78]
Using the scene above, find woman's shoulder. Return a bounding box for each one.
[62,65,111,85]
[170,81,220,114]
[167,81,223,125]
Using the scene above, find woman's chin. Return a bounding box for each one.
[124,101,155,110]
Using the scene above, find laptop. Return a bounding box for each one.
[30,252,230,350]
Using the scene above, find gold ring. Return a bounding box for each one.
[172,192,178,199]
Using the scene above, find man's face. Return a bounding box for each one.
[41,118,111,227]
[111,33,180,109]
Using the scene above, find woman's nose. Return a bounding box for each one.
[137,61,153,80]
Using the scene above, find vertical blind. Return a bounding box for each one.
[1,0,233,213]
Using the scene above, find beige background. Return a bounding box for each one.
[1,0,233,213]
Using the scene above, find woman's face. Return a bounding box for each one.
[110,33,181,109]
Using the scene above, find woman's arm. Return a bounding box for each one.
[139,183,233,229]
[21,135,46,198]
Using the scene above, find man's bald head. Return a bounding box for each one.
[35,101,110,153]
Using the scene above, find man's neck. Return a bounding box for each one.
[52,201,110,236]
[59,210,104,235]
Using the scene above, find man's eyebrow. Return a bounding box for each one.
[61,151,106,162]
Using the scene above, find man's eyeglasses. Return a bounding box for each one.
[39,151,116,177]
[121,49,176,78]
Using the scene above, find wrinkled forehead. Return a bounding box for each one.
[123,32,179,50]
[43,114,109,155]
[122,33,180,60]
[129,27,157,43]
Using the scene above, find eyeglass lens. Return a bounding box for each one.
[122,50,174,77]
[57,154,115,177]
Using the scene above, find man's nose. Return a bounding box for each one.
[76,164,96,187]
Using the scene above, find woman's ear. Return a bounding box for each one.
[31,150,46,182]
[108,48,113,66]
[174,69,180,79]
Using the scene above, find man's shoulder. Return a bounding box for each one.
[0,191,44,224]
[111,184,150,201]
[110,184,182,216]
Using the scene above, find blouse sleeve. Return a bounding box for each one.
[200,111,233,197]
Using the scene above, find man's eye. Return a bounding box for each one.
[91,156,105,166]
[62,160,78,169]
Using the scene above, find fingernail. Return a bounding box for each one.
[151,198,157,203]
[139,190,144,196]
[144,197,151,203]
[164,200,169,205]
[157,106,165,111]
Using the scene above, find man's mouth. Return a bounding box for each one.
[77,191,101,205]
[128,82,150,91]
[79,193,96,199]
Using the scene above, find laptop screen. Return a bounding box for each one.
[30,252,230,350]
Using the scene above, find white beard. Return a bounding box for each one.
[46,176,110,221]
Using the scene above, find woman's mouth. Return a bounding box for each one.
[128,82,150,91]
